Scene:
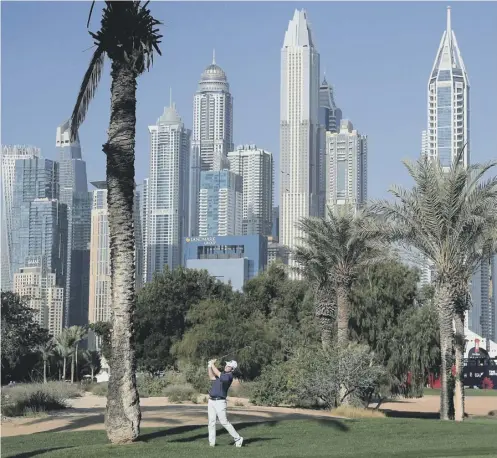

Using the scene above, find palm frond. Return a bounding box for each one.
[69,46,105,142]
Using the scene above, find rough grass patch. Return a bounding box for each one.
[164,384,197,403]
[88,382,108,397]
[333,405,386,419]
[1,384,68,417]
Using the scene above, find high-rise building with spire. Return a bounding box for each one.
[56,120,91,327]
[145,103,191,281]
[190,52,234,236]
[1,145,41,291]
[425,6,470,168]
[280,9,320,269]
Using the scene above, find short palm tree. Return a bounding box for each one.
[38,339,55,384]
[67,326,87,383]
[69,1,162,443]
[295,206,387,403]
[83,350,101,381]
[366,151,497,421]
[55,330,76,382]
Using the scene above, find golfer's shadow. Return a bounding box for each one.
[167,421,278,444]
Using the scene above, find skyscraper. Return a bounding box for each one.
[145,104,191,281]
[189,52,234,236]
[425,6,470,168]
[56,120,91,327]
[1,145,40,291]
[141,178,149,285]
[198,170,242,237]
[318,76,342,216]
[227,144,274,236]
[10,158,67,282]
[280,9,320,265]
[326,119,368,211]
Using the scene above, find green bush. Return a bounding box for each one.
[164,384,197,403]
[250,363,297,407]
[137,374,169,397]
[88,382,108,397]
[1,383,68,417]
[182,364,212,394]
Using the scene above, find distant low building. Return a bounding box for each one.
[267,236,288,266]
[183,235,267,291]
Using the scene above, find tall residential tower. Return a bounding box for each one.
[1,145,41,291]
[425,6,470,168]
[145,104,191,281]
[227,144,274,236]
[190,53,234,236]
[280,9,320,265]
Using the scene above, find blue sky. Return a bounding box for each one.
[2,1,496,203]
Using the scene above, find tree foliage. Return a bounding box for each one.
[134,267,234,373]
[350,261,440,398]
[1,292,50,384]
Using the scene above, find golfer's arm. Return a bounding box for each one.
[208,365,216,381]
[211,365,221,378]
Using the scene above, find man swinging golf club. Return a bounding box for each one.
[207,358,243,448]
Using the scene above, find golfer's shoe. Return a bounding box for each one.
[209,443,215,447]
[235,437,244,448]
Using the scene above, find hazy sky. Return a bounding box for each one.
[2,1,497,203]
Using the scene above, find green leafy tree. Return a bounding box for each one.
[350,262,439,400]
[69,1,162,443]
[83,350,102,381]
[135,267,234,373]
[173,265,318,380]
[366,151,497,421]
[89,321,112,361]
[1,292,50,384]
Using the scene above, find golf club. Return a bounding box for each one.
[218,345,252,361]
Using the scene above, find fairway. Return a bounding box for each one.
[2,418,497,458]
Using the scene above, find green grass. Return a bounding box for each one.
[423,388,497,397]
[3,418,497,458]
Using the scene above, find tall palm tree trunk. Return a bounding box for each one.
[103,60,141,444]
[75,343,79,382]
[336,283,350,405]
[43,359,47,384]
[71,353,75,384]
[63,357,67,381]
[435,283,455,420]
[453,311,465,422]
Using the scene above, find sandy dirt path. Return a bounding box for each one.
[2,394,496,438]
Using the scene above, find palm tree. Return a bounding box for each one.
[69,1,162,443]
[38,339,55,384]
[366,151,497,420]
[83,350,101,381]
[55,330,76,382]
[296,206,387,403]
[68,326,87,383]
[293,238,336,350]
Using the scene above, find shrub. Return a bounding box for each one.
[88,382,108,397]
[42,382,83,399]
[1,383,68,417]
[137,374,169,397]
[234,400,245,407]
[182,364,212,394]
[250,363,296,407]
[164,384,197,403]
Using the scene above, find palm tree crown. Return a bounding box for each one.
[70,1,162,141]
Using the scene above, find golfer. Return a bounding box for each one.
[207,358,243,448]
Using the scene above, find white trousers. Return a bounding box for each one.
[208,399,240,445]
